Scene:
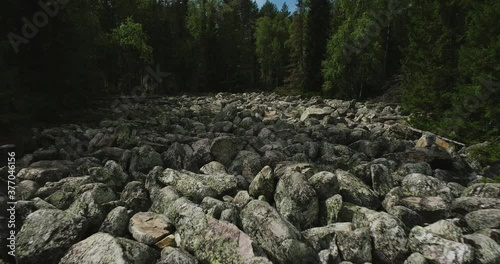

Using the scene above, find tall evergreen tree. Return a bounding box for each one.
[306,0,332,92]
[285,0,308,91]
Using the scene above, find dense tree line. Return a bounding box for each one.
[1,0,498,144]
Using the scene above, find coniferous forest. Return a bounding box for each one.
[1,0,499,148]
[2,1,500,263]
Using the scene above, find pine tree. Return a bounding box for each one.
[306,0,332,92]
[285,0,308,91]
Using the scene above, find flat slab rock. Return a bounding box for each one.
[129,212,175,245]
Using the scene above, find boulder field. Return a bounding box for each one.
[2,93,499,264]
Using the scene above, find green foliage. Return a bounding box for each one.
[110,17,152,63]
[469,141,500,166]
[284,0,308,91]
[306,0,332,92]
[401,0,499,144]
[400,0,458,114]
[322,0,387,99]
[481,177,500,184]
[255,5,290,89]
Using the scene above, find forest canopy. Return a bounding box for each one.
[1,0,498,145]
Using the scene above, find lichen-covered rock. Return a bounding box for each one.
[170,198,264,264]
[399,196,449,223]
[425,219,464,242]
[129,145,163,173]
[17,180,40,200]
[352,207,409,263]
[409,226,474,264]
[336,228,372,263]
[401,173,450,199]
[451,197,500,214]
[150,186,180,216]
[17,163,70,184]
[336,169,380,209]
[200,161,227,175]
[462,183,500,198]
[159,168,237,202]
[371,163,393,196]
[249,165,276,201]
[120,181,151,212]
[158,247,199,264]
[404,253,428,264]
[89,160,129,190]
[394,162,433,183]
[99,206,130,237]
[463,233,500,264]
[17,209,87,264]
[275,172,319,230]
[301,107,333,121]
[465,209,500,231]
[162,142,193,170]
[475,229,500,245]
[274,162,315,179]
[323,194,343,225]
[241,200,317,263]
[59,233,160,264]
[67,183,117,231]
[210,136,244,167]
[302,223,353,251]
[229,150,263,182]
[308,171,339,200]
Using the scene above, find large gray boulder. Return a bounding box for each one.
[336,228,372,263]
[275,172,319,230]
[17,209,87,264]
[465,209,500,231]
[158,247,199,264]
[159,168,237,202]
[17,161,71,184]
[425,219,464,243]
[129,145,163,174]
[451,197,500,214]
[249,165,276,201]
[162,142,193,170]
[336,169,380,209]
[409,226,474,264]
[352,207,409,263]
[229,150,263,182]
[169,198,264,263]
[210,136,244,167]
[302,223,353,251]
[89,160,129,190]
[463,233,500,264]
[401,173,450,199]
[462,183,500,198]
[308,171,339,201]
[99,206,130,237]
[371,163,393,196]
[241,200,317,264]
[120,181,151,212]
[67,183,117,231]
[59,233,160,264]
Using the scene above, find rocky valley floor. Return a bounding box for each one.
[1,93,500,264]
